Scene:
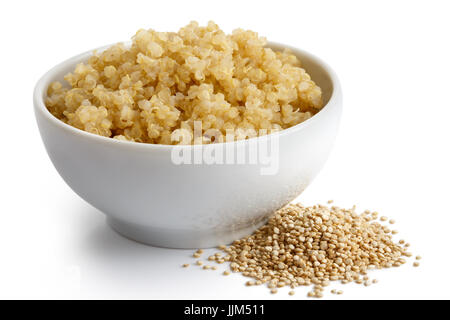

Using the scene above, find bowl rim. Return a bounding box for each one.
[33,41,342,150]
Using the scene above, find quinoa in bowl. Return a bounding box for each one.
[45,21,323,145]
[35,27,342,247]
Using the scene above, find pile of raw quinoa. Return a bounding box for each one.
[184,203,420,298]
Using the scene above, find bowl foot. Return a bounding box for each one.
[106,217,267,249]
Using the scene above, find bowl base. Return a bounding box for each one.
[107,217,267,249]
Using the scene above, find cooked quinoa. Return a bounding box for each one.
[45,21,323,145]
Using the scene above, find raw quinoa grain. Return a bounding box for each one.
[193,203,418,298]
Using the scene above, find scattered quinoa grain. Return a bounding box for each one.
[289,291,295,296]
[182,264,189,268]
[413,262,420,267]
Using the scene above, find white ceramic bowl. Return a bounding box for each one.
[34,42,342,248]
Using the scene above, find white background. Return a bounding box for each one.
[1,0,449,299]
